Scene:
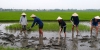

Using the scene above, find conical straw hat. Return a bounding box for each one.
[21,12,26,15]
[94,16,100,19]
[57,16,62,20]
[30,14,36,17]
[72,13,78,16]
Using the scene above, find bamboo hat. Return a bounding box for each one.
[72,13,78,16]
[21,12,26,15]
[57,16,62,20]
[94,16,100,19]
[30,14,36,17]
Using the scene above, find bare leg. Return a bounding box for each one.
[20,25,23,35]
[59,28,62,37]
[72,32,74,39]
[90,26,93,36]
[76,26,79,35]
[64,32,66,37]
[72,25,74,34]
[24,30,27,36]
[20,29,23,35]
[39,29,43,37]
[20,30,22,33]
[58,28,62,44]
[64,27,66,37]
[95,26,98,37]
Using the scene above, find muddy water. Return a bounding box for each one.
[0,23,100,50]
[80,22,90,27]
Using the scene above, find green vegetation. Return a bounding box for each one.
[0,11,100,21]
[0,46,34,50]
[6,22,90,31]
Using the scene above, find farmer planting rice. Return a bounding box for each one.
[19,12,27,35]
[70,13,79,36]
[90,16,100,37]
[30,14,44,37]
[57,16,66,37]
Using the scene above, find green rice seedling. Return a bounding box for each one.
[6,22,90,31]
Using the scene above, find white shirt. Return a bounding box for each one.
[19,16,27,25]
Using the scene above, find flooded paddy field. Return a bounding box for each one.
[0,22,100,50]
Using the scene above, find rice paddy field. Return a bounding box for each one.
[0,11,93,31]
[0,11,100,50]
[0,11,100,21]
[5,22,90,31]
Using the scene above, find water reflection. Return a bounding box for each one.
[57,36,67,50]
[71,34,78,50]
[62,37,67,50]
[1,23,100,50]
[39,35,44,45]
[89,35,98,50]
[20,35,28,48]
[35,34,44,50]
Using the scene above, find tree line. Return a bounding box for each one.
[0,8,100,11]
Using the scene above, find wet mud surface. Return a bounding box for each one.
[0,23,100,50]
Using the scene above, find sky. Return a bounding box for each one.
[0,0,100,9]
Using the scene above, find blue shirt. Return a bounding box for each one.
[98,19,100,22]
[92,18,99,25]
[31,17,43,28]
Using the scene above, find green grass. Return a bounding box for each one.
[0,46,34,50]
[0,11,100,21]
[6,22,90,31]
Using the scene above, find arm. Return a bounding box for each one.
[58,21,61,26]
[98,20,100,27]
[90,19,92,25]
[70,16,73,24]
[31,19,36,28]
[25,17,28,25]
[58,21,62,31]
[35,22,38,25]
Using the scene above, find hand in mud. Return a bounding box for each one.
[27,27,32,31]
[26,24,28,26]
[71,21,74,24]
[28,29,31,31]
[73,25,76,27]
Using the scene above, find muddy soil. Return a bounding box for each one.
[0,23,100,50]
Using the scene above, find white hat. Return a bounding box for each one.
[57,16,62,20]
[21,12,26,15]
[30,14,36,17]
[94,16,100,19]
[72,13,78,16]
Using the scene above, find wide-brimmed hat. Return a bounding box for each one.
[21,12,26,15]
[94,16,100,19]
[57,16,62,20]
[72,13,78,16]
[30,14,36,17]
